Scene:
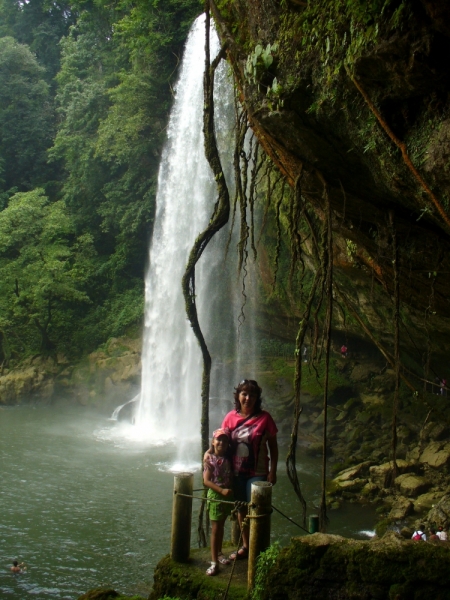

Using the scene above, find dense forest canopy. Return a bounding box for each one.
[0,0,200,364]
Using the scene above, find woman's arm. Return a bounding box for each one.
[267,434,278,485]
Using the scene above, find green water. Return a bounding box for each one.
[0,405,376,599]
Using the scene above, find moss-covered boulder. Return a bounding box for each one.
[369,460,414,488]
[388,497,414,520]
[420,442,450,468]
[427,493,450,528]
[77,590,143,600]
[395,473,431,497]
[150,551,248,600]
[253,532,450,599]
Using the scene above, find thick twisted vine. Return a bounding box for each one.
[181,4,230,543]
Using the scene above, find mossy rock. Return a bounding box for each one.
[78,590,144,600]
[150,552,248,600]
[250,533,450,599]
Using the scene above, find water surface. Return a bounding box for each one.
[0,405,375,599]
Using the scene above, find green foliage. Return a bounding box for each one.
[251,543,281,600]
[0,189,94,356]
[245,43,278,85]
[0,0,199,362]
[0,0,75,81]
[275,0,410,109]
[0,36,55,194]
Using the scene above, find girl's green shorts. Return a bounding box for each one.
[207,488,234,521]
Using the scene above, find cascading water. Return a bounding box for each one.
[133,15,235,463]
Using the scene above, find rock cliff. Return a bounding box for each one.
[211,0,450,354]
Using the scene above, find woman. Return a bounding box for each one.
[222,379,278,559]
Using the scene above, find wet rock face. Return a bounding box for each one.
[213,0,450,350]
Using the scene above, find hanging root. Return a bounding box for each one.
[272,177,287,289]
[286,267,321,526]
[349,72,450,231]
[288,172,305,295]
[234,106,249,274]
[248,139,263,260]
[387,210,400,486]
[318,179,333,533]
[257,159,275,246]
[181,2,230,545]
[285,198,327,526]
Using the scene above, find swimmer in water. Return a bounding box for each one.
[10,560,26,573]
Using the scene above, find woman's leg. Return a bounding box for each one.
[238,508,249,550]
[217,517,225,555]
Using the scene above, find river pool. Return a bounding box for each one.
[0,405,376,599]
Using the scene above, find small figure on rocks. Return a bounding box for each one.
[411,526,426,541]
[437,526,448,541]
[440,379,447,396]
[429,528,440,541]
[340,344,348,358]
[10,561,25,573]
[203,428,234,576]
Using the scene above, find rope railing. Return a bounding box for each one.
[174,490,311,532]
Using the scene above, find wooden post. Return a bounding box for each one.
[309,514,319,533]
[248,481,272,591]
[171,472,193,562]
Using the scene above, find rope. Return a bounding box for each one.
[175,492,312,533]
[223,517,246,600]
[174,491,245,507]
[271,504,311,535]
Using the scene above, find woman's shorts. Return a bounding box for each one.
[233,475,267,510]
[207,488,233,521]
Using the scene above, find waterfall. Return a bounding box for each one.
[133,15,235,461]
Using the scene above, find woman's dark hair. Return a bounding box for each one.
[233,379,263,413]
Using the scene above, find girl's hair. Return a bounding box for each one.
[207,434,231,459]
[233,379,263,414]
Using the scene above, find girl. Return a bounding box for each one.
[203,428,234,576]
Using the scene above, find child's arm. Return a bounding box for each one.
[203,462,232,496]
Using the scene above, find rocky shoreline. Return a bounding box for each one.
[270,348,450,538]
[0,336,141,412]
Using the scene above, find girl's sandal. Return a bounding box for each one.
[206,563,219,576]
[229,546,249,560]
[218,553,231,565]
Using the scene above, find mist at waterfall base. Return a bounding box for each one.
[110,14,256,467]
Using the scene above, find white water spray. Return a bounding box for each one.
[133,16,234,460]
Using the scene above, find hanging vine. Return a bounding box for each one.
[387,210,400,486]
[180,3,231,545]
[318,180,333,532]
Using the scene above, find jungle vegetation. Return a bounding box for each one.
[0,0,200,364]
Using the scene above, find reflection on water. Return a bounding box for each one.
[0,405,376,599]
